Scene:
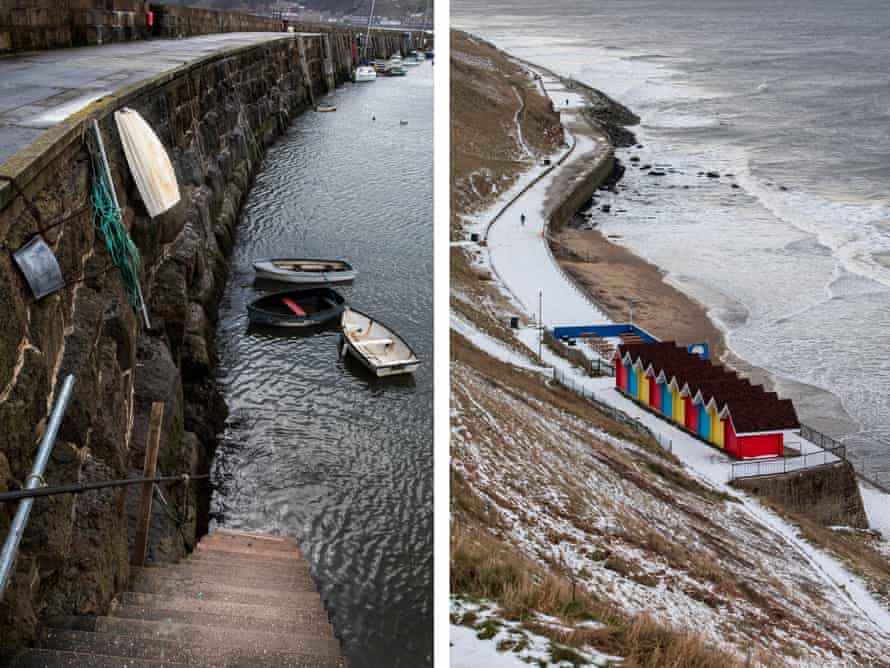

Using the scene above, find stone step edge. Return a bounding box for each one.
[211,529,293,543]
[35,629,349,667]
[108,604,334,635]
[142,560,311,575]
[116,591,327,615]
[186,551,308,567]
[200,535,300,550]
[130,567,316,587]
[125,581,325,603]
[90,617,342,655]
[13,647,187,667]
[193,543,304,559]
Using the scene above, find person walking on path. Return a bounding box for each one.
[520,213,526,226]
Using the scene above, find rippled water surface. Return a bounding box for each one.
[210,63,433,667]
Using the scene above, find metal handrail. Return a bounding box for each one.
[0,473,209,503]
[729,444,848,481]
[0,374,75,600]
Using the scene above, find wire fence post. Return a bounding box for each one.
[133,402,164,567]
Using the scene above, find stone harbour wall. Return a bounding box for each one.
[0,1,426,56]
[0,28,408,655]
[732,461,869,529]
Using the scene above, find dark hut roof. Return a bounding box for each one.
[617,342,799,434]
[722,398,799,434]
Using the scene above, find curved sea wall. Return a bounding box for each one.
[0,1,426,57]
[0,29,409,653]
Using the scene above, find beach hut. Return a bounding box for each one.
[657,373,671,418]
[696,399,710,440]
[708,403,724,448]
[615,356,627,391]
[684,393,698,432]
[670,381,684,424]
[648,374,661,411]
[637,365,649,404]
[721,398,798,458]
[627,360,638,397]
[614,342,799,459]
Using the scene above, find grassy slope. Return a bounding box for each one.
[450,30,563,360]
[451,335,890,665]
[449,30,890,668]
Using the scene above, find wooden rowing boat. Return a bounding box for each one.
[252,258,356,285]
[247,287,345,328]
[340,307,419,377]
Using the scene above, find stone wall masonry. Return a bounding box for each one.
[732,461,869,529]
[0,1,427,55]
[0,27,409,655]
[546,144,615,233]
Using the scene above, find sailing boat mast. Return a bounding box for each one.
[361,0,376,62]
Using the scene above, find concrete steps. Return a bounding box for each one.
[136,561,314,584]
[127,577,324,607]
[13,530,344,668]
[31,628,347,667]
[116,591,327,616]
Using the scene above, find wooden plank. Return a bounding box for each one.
[132,402,163,566]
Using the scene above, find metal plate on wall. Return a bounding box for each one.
[12,235,64,300]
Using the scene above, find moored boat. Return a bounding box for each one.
[340,307,419,377]
[316,102,337,112]
[354,65,376,82]
[247,287,345,328]
[386,54,407,76]
[252,258,356,284]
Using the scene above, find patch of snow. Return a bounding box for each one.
[861,480,890,542]
[450,312,545,372]
[451,598,614,667]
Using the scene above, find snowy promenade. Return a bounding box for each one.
[486,74,611,327]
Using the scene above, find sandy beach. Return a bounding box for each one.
[536,78,863,440]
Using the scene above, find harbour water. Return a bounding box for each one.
[210,64,433,667]
[454,0,890,485]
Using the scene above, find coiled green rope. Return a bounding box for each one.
[90,152,142,310]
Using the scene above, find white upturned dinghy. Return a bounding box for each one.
[253,258,356,284]
[340,307,419,377]
[114,108,180,217]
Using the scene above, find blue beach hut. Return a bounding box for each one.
[697,401,710,440]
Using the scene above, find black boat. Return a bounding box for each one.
[247,287,346,328]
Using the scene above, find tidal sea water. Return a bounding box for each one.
[454,0,890,486]
[210,63,433,667]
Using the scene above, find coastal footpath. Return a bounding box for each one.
[451,31,890,666]
[0,15,419,652]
